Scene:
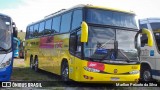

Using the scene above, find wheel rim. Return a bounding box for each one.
[30,58,33,69]
[143,70,151,81]
[35,60,38,71]
[62,65,68,81]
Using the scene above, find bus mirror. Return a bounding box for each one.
[81,21,88,42]
[142,28,153,47]
[12,22,18,37]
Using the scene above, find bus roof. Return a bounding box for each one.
[0,13,11,18]
[139,18,160,24]
[85,5,135,14]
[27,4,135,26]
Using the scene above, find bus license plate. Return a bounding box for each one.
[111,77,120,81]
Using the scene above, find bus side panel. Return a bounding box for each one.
[52,33,70,75]
[25,38,40,67]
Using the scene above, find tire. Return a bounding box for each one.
[34,58,39,72]
[61,62,69,81]
[141,67,152,82]
[30,57,34,69]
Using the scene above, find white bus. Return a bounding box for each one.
[139,18,160,81]
[0,13,16,81]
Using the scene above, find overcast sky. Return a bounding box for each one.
[0,0,160,31]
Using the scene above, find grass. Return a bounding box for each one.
[10,59,160,90]
[11,59,60,81]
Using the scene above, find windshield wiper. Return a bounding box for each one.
[119,49,131,62]
[0,47,7,52]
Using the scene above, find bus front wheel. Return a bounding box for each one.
[141,67,152,81]
[61,62,69,81]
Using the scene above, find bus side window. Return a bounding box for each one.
[72,10,82,30]
[154,33,160,51]
[33,24,39,37]
[26,27,30,39]
[141,34,148,47]
[52,16,61,34]
[29,26,34,38]
[140,24,148,47]
[60,12,72,33]
[44,18,52,35]
[139,24,148,29]
[39,22,45,36]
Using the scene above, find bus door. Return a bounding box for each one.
[69,30,82,78]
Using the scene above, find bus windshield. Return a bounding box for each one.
[86,9,137,29]
[0,15,12,50]
[84,26,139,62]
[151,22,160,51]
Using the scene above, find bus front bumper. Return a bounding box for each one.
[0,65,12,81]
[76,72,140,83]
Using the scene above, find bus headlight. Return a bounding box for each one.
[129,70,139,74]
[0,59,12,69]
[84,66,100,73]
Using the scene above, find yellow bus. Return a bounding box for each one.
[25,5,153,82]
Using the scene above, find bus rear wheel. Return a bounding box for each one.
[34,58,39,72]
[61,62,69,81]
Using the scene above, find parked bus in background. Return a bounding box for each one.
[139,18,160,81]
[13,37,20,58]
[25,5,153,82]
[0,13,17,81]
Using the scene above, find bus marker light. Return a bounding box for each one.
[90,77,93,80]
[132,66,138,69]
[83,75,89,79]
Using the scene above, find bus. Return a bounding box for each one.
[0,13,16,81]
[13,37,20,58]
[139,18,160,81]
[25,5,153,82]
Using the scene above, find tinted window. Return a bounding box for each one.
[141,34,148,47]
[39,22,45,36]
[72,10,82,30]
[60,12,72,33]
[26,27,30,39]
[150,23,160,30]
[45,19,52,35]
[29,26,34,38]
[33,24,39,37]
[140,24,148,29]
[86,9,137,29]
[154,33,160,51]
[52,16,61,33]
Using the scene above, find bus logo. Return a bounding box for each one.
[114,69,118,73]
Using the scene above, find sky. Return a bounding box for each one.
[0,0,160,31]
